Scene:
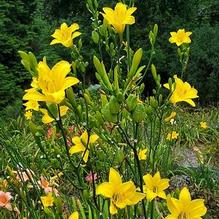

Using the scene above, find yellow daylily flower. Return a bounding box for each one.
[69,131,99,163]
[23,59,79,104]
[23,100,39,111]
[166,131,179,141]
[69,211,79,219]
[200,121,207,129]
[164,111,176,122]
[40,193,54,208]
[101,3,137,34]
[169,29,192,46]
[25,110,32,120]
[40,106,69,124]
[143,172,169,201]
[164,75,198,107]
[96,168,145,215]
[138,149,148,160]
[165,187,207,219]
[50,23,81,48]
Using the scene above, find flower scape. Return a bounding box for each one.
[2,1,218,219]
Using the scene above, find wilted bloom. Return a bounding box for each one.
[164,75,198,107]
[15,169,34,182]
[0,191,12,210]
[164,111,176,122]
[50,23,81,48]
[24,111,32,120]
[40,106,69,124]
[138,149,148,160]
[143,172,169,201]
[169,29,192,46]
[69,131,99,163]
[69,211,79,219]
[41,193,54,208]
[96,168,145,215]
[166,131,179,141]
[85,171,98,183]
[38,177,59,196]
[200,121,207,129]
[23,100,39,111]
[165,187,207,219]
[101,3,137,34]
[23,59,79,104]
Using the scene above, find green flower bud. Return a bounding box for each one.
[150,96,158,109]
[109,96,120,114]
[132,103,145,122]
[92,30,99,44]
[126,94,137,112]
[102,103,117,123]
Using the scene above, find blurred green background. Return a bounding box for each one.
[0,0,218,116]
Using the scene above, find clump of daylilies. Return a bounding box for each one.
[1,0,209,218]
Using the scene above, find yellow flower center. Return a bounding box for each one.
[178,212,187,219]
[153,186,158,193]
[112,193,123,204]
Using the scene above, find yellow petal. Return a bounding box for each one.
[89,134,99,144]
[69,144,85,155]
[143,174,154,190]
[96,182,113,198]
[52,60,71,79]
[82,150,89,163]
[110,201,118,215]
[72,136,82,145]
[190,199,207,217]
[179,187,191,202]
[69,211,79,219]
[69,23,80,32]
[146,189,157,201]
[72,31,81,39]
[166,196,180,215]
[60,106,69,116]
[163,83,170,90]
[63,77,79,89]
[109,168,122,185]
[81,131,88,145]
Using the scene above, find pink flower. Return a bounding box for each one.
[0,191,12,210]
[47,127,53,139]
[38,176,59,196]
[85,172,98,183]
[15,169,34,182]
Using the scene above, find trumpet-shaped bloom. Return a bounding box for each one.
[38,176,59,196]
[143,172,169,201]
[169,29,192,46]
[23,59,79,104]
[101,3,137,34]
[23,100,39,111]
[69,211,79,219]
[138,149,148,160]
[200,121,207,129]
[96,168,145,215]
[41,193,54,208]
[166,131,179,141]
[50,23,81,48]
[164,75,198,107]
[165,187,207,219]
[0,191,12,210]
[40,106,69,124]
[69,131,99,163]
[25,110,32,120]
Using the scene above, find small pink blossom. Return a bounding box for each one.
[38,176,59,196]
[85,172,98,183]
